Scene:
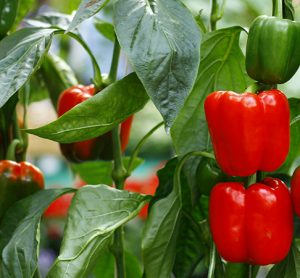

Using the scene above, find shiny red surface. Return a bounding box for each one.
[204,90,290,176]
[0,160,44,188]
[291,166,300,217]
[44,193,74,218]
[209,178,293,265]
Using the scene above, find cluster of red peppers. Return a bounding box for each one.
[204,14,300,266]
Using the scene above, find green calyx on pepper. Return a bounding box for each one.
[0,160,44,221]
[57,85,133,163]
[246,15,300,84]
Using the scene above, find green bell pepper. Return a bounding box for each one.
[246,15,300,84]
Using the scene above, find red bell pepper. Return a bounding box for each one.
[291,166,300,217]
[209,178,293,265]
[57,85,133,162]
[204,89,290,176]
[0,160,44,221]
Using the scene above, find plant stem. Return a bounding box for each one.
[127,121,164,174]
[272,0,279,17]
[112,127,127,189]
[210,0,218,31]
[113,226,126,278]
[108,37,121,85]
[112,126,127,278]
[208,243,217,278]
[109,37,126,278]
[20,83,30,161]
[210,0,226,31]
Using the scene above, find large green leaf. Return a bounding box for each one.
[40,54,78,109]
[276,98,300,175]
[266,244,300,278]
[92,249,142,278]
[67,0,110,32]
[0,188,75,278]
[143,158,208,277]
[0,27,57,108]
[26,73,149,143]
[0,0,18,36]
[48,185,151,277]
[25,12,74,30]
[114,0,201,129]
[171,26,250,156]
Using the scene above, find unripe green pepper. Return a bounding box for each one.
[246,15,300,84]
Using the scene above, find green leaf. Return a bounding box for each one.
[143,158,207,278]
[0,27,56,108]
[143,188,181,278]
[282,0,294,20]
[13,0,37,31]
[125,250,142,278]
[48,185,151,277]
[25,12,74,30]
[92,249,142,278]
[171,26,250,156]
[114,0,201,129]
[50,0,82,14]
[276,98,300,175]
[0,188,75,278]
[266,243,300,278]
[26,73,149,143]
[67,0,110,32]
[92,248,115,278]
[173,206,207,278]
[225,263,250,278]
[71,157,144,185]
[0,0,18,36]
[40,54,78,109]
[94,18,115,42]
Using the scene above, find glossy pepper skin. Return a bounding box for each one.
[0,160,44,221]
[246,15,300,84]
[209,178,293,265]
[204,90,290,176]
[57,85,133,162]
[291,166,300,217]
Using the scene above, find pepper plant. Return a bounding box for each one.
[1,0,300,277]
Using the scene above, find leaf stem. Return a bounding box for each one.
[64,31,103,89]
[174,151,215,199]
[126,121,164,174]
[272,0,279,17]
[108,37,121,85]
